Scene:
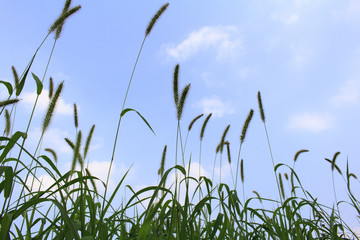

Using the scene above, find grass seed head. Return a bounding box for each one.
[45,148,58,163]
[240,109,254,143]
[188,114,204,132]
[225,141,231,164]
[219,124,230,153]
[294,149,309,163]
[73,103,78,129]
[0,99,19,108]
[173,64,179,107]
[257,91,265,122]
[12,66,19,87]
[158,145,167,177]
[177,83,190,121]
[200,113,212,141]
[84,124,95,160]
[4,109,11,136]
[145,3,169,36]
[42,82,63,134]
[49,77,54,98]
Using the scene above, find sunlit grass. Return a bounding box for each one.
[0,1,359,239]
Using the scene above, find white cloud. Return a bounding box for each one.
[331,79,360,107]
[166,26,243,61]
[194,95,235,118]
[288,112,334,132]
[26,175,57,193]
[27,127,71,154]
[21,89,72,115]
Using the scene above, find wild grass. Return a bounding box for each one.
[1,1,360,239]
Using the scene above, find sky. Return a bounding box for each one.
[1,0,360,230]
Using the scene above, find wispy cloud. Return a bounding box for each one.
[22,89,72,115]
[288,112,334,132]
[194,95,235,118]
[29,127,71,153]
[271,12,299,25]
[331,79,360,107]
[165,26,243,61]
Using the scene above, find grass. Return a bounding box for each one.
[1,1,360,239]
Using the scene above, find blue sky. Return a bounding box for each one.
[1,0,360,230]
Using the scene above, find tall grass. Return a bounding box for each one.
[1,1,359,239]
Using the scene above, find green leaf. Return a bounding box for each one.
[32,72,43,95]
[0,131,27,164]
[0,213,13,239]
[120,108,155,135]
[0,80,13,95]
[0,166,14,198]
[16,55,34,96]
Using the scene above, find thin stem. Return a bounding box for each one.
[103,36,147,213]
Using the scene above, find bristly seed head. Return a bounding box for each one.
[177,83,190,121]
[173,64,179,107]
[42,82,64,134]
[200,113,212,141]
[4,109,11,136]
[12,66,19,87]
[240,109,254,144]
[45,148,58,163]
[219,124,230,153]
[188,114,204,132]
[225,141,231,164]
[294,149,309,163]
[73,103,78,129]
[158,145,167,177]
[49,3,81,40]
[257,91,265,123]
[49,77,54,99]
[145,3,169,36]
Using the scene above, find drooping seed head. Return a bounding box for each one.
[253,191,262,203]
[200,113,212,141]
[188,114,204,132]
[45,148,58,163]
[219,124,230,153]
[145,3,169,37]
[294,149,309,163]
[0,99,19,108]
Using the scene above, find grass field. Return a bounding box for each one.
[1,1,359,239]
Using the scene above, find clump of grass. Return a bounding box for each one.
[1,2,359,239]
